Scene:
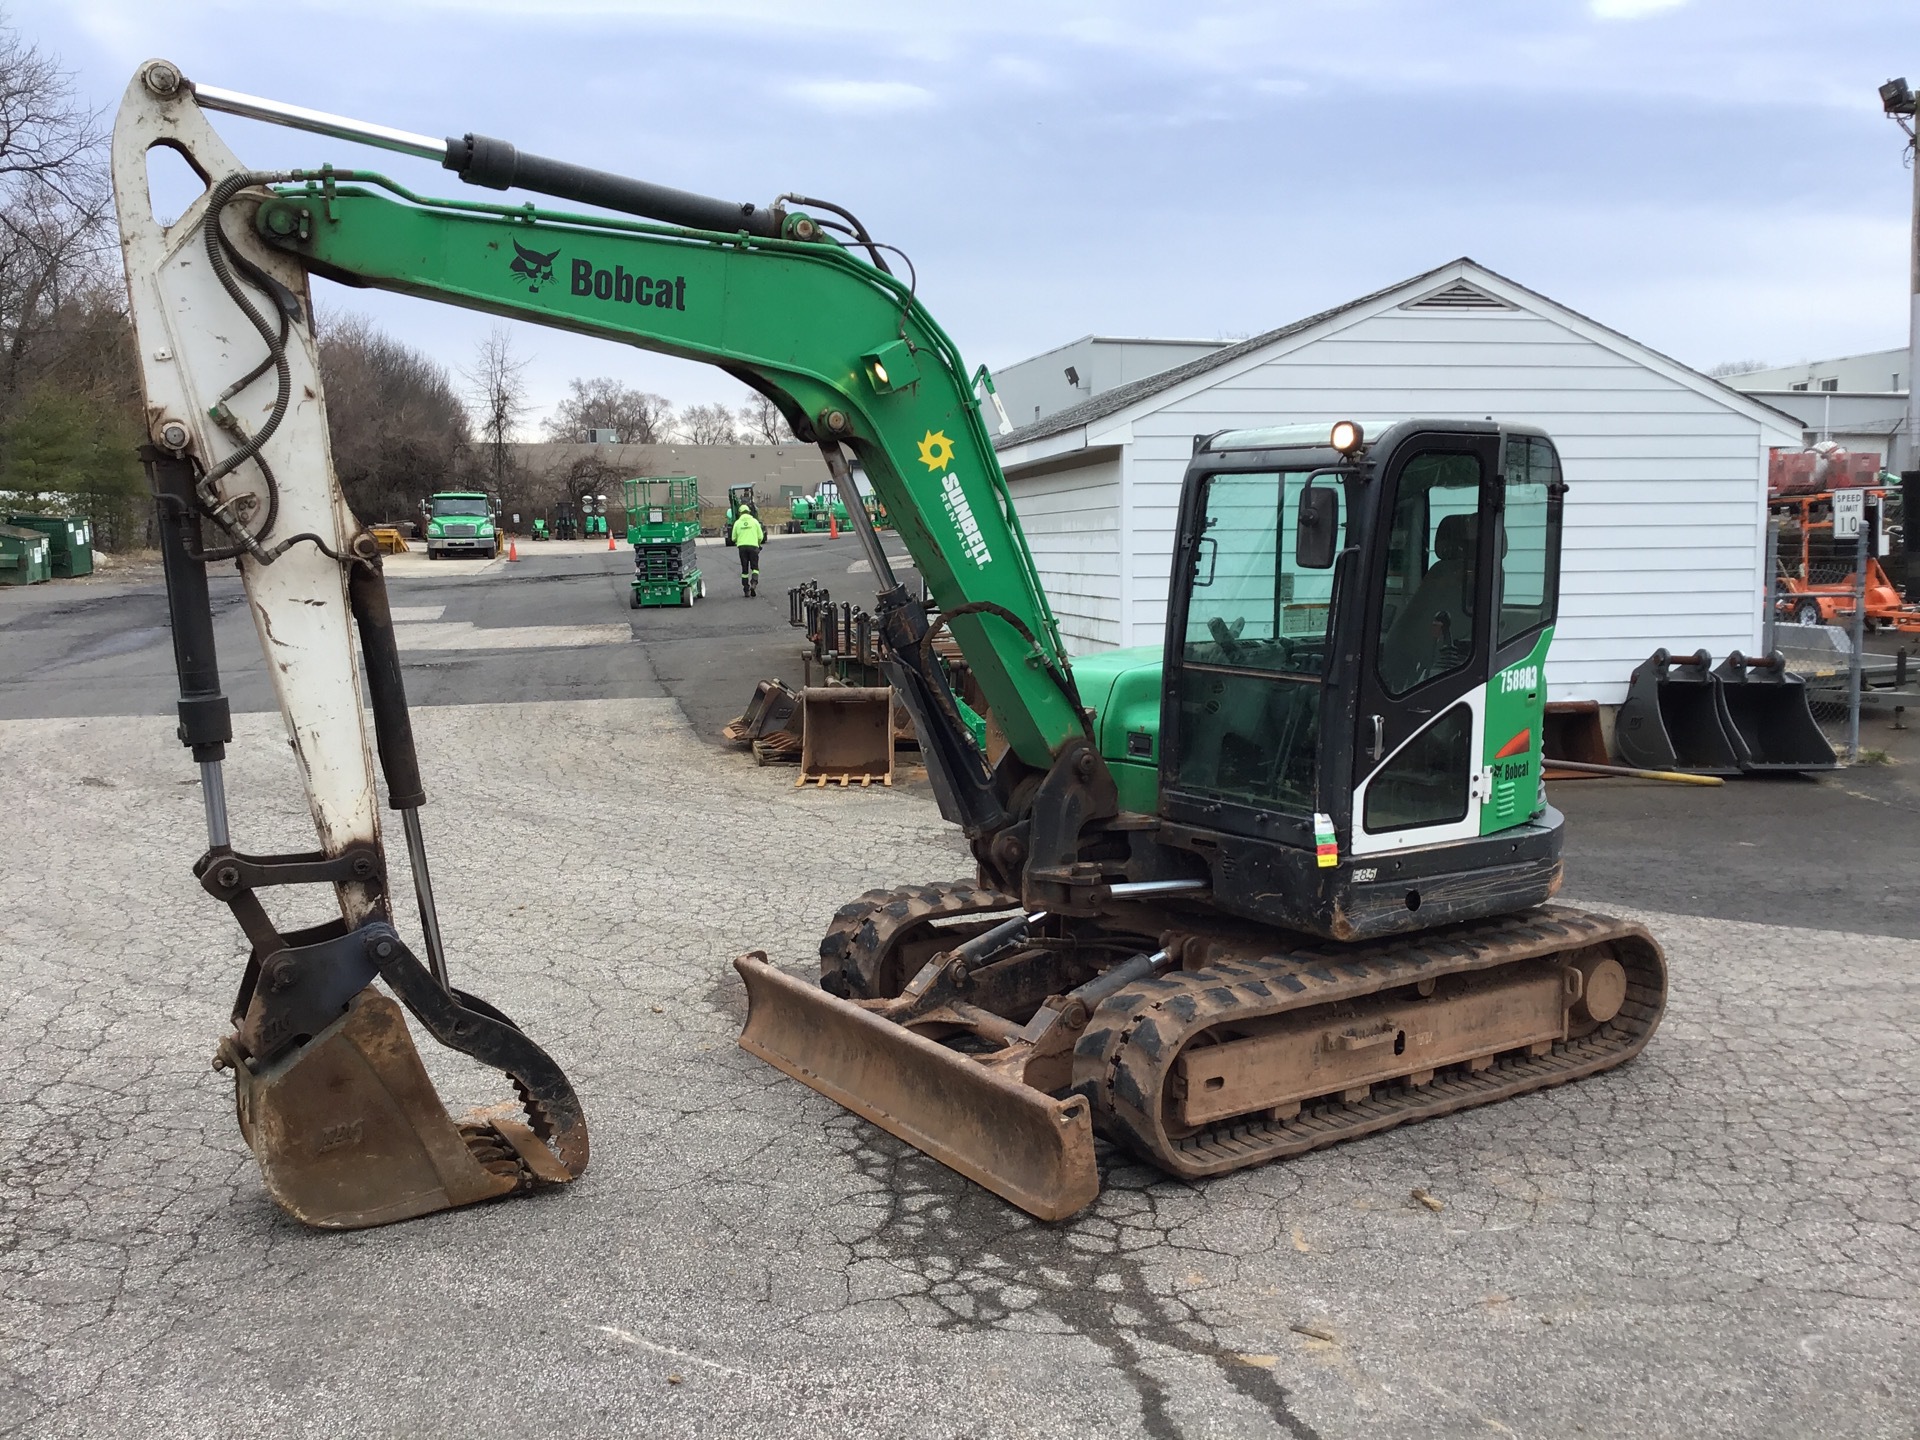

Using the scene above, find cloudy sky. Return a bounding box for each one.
[34,0,1920,432]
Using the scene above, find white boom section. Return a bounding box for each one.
[112,63,383,924]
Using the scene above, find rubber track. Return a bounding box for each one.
[1072,904,1667,1179]
[818,881,1020,998]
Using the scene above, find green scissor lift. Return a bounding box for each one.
[624,475,704,608]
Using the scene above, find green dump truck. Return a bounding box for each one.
[422,491,498,559]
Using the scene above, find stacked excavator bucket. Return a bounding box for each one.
[1616,647,1834,773]
[723,680,900,782]
[722,680,803,763]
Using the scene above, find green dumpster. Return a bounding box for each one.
[0,524,52,585]
[5,513,93,577]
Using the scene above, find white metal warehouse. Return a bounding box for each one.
[992,258,1802,705]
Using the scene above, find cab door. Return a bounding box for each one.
[1349,433,1501,857]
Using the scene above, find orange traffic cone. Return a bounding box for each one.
[508,538,519,562]
[829,513,839,538]
[607,530,616,551]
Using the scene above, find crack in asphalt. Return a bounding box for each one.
[827,1122,1322,1440]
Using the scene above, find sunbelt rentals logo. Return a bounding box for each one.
[918,429,991,568]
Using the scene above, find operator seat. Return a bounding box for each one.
[1378,512,1485,694]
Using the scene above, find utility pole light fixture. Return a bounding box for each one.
[1885,77,1919,476]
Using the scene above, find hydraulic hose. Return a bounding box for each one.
[187,171,354,569]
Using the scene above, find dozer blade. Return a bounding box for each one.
[233,990,574,1229]
[735,952,1099,1221]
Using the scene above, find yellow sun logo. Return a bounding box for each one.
[917,430,956,472]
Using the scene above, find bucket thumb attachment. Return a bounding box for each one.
[225,921,588,1229]
[734,952,1099,1221]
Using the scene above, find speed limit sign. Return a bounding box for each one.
[1832,488,1864,539]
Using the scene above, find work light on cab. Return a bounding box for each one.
[1330,420,1364,453]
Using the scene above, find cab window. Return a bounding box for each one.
[1498,437,1560,647]
[1172,471,1346,814]
[1375,454,1484,697]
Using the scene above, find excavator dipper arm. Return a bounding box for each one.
[115,66,593,1227]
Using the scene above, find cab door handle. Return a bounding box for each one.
[1368,714,1384,762]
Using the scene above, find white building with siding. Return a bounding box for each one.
[993,258,1803,706]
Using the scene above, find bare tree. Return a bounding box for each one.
[680,401,739,445]
[463,324,531,489]
[737,390,795,444]
[543,375,673,442]
[317,310,471,521]
[1707,359,1772,378]
[0,18,115,421]
[0,19,144,548]
[0,26,103,202]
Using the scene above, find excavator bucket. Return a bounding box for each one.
[1616,648,1742,774]
[734,953,1099,1220]
[1710,651,1836,772]
[722,679,800,747]
[798,686,895,786]
[232,990,577,1229]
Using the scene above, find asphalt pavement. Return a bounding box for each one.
[1,538,1916,1438]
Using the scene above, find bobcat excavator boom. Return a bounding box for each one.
[118,63,1665,1228]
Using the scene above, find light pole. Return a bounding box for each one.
[1881,78,1917,474]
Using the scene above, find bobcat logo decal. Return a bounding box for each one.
[510,240,560,292]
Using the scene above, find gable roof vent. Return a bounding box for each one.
[1403,280,1513,311]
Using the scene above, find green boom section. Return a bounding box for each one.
[254,176,1079,769]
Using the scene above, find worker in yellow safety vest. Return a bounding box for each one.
[730,506,767,596]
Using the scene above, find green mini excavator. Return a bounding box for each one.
[116,63,1665,1228]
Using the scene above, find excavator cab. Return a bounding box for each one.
[1158,420,1566,940]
